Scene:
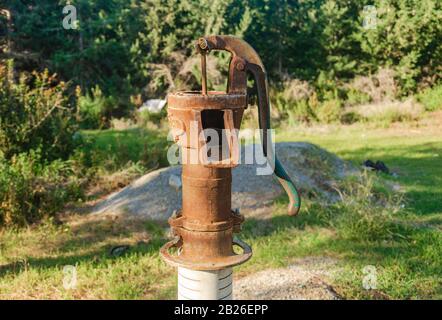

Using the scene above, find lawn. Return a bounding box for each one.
[274,118,442,299]
[0,115,440,299]
[80,127,170,172]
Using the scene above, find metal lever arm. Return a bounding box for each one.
[248,63,301,216]
[197,35,301,216]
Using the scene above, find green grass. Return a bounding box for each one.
[275,123,442,299]
[79,127,170,172]
[70,127,171,200]
[279,125,442,219]
[0,120,441,299]
[0,218,176,299]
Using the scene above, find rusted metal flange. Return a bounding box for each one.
[167,91,246,110]
[160,236,252,271]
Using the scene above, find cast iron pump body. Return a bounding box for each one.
[160,35,301,272]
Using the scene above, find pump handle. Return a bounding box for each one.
[197,35,301,216]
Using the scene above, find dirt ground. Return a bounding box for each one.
[234,257,341,300]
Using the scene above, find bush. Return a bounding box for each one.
[135,108,167,129]
[0,62,86,227]
[272,79,317,124]
[346,88,371,106]
[340,110,361,124]
[287,100,316,125]
[358,1,441,94]
[0,61,76,161]
[316,99,342,123]
[351,99,424,125]
[76,85,116,129]
[330,172,405,242]
[0,150,84,227]
[347,68,398,104]
[417,84,442,111]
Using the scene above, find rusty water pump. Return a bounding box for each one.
[160,35,301,299]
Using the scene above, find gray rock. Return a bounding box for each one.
[168,174,182,191]
[91,142,357,220]
[92,166,182,220]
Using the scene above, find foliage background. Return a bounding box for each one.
[0,1,441,300]
[0,0,441,226]
[2,0,441,105]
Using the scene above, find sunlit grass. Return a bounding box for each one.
[0,114,441,299]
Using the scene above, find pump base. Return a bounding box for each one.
[178,267,233,300]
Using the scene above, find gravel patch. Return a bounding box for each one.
[91,142,357,220]
[234,257,341,300]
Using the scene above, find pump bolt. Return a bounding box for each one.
[198,38,208,50]
[236,62,245,71]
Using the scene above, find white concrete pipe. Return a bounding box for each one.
[177,267,233,300]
